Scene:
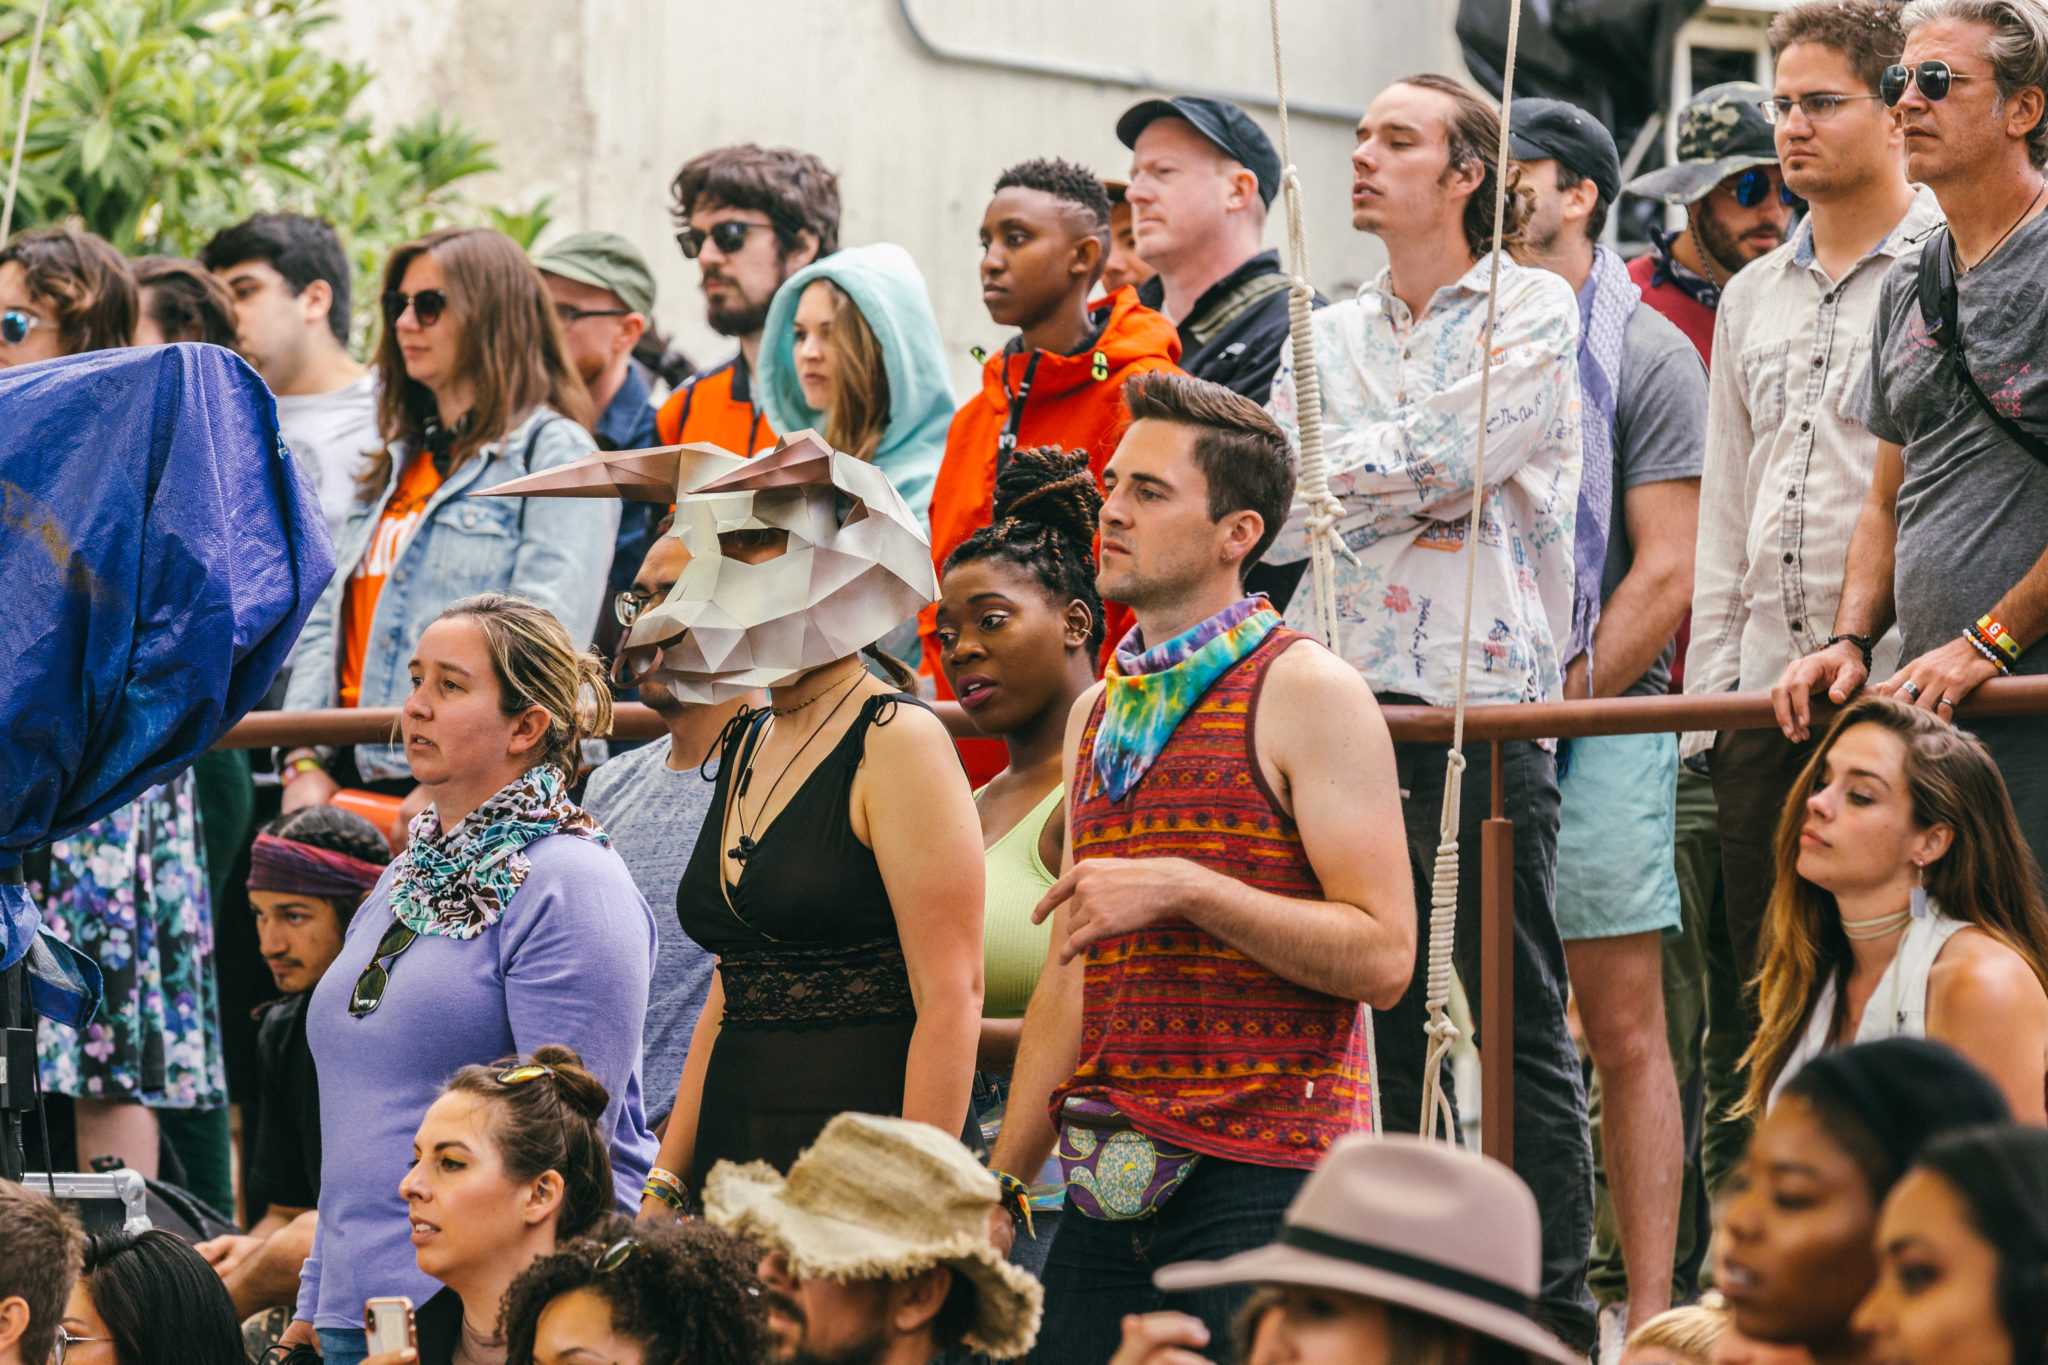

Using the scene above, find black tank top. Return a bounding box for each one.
[677,692,923,1031]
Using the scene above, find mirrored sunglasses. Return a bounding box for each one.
[1731,167,1796,209]
[1,309,43,345]
[1881,60,1983,106]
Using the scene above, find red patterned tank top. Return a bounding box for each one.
[1053,628,1374,1168]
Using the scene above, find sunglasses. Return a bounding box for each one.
[381,288,450,327]
[57,1327,114,1363]
[1,309,43,345]
[348,919,419,1018]
[1760,92,1883,125]
[595,1237,649,1272]
[675,219,776,259]
[497,1062,555,1085]
[1881,60,1984,106]
[555,302,632,324]
[1729,167,1796,209]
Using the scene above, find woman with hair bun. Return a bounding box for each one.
[1742,695,2048,1120]
[1856,1125,2048,1365]
[364,1046,618,1365]
[284,594,658,1365]
[931,445,1105,1268]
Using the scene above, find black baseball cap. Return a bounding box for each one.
[1506,98,1621,205]
[1116,96,1281,207]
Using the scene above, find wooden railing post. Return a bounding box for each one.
[1480,740,1514,1165]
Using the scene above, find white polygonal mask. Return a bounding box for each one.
[480,430,936,703]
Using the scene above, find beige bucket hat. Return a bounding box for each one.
[702,1113,1044,1359]
[1155,1133,1580,1365]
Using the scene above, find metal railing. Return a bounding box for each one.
[216,676,2048,1157]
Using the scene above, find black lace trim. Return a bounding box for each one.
[719,936,917,1030]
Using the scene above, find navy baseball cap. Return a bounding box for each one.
[1117,96,1281,207]
[1507,98,1621,204]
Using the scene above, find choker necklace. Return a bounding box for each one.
[1841,907,1912,941]
[725,666,868,865]
[1955,179,2047,273]
[769,658,868,715]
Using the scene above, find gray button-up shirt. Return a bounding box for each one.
[1682,188,1942,754]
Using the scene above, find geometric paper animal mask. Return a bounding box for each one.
[481,429,936,703]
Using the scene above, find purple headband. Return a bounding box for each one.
[248,832,387,900]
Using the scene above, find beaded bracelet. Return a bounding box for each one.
[1963,628,2014,676]
[1976,614,2023,665]
[992,1170,1036,1239]
[1826,633,1875,672]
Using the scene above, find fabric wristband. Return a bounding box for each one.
[642,1179,687,1214]
[1976,614,2022,664]
[992,1169,1035,1239]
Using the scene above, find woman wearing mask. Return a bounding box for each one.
[281,226,617,820]
[359,1047,618,1365]
[59,1228,244,1365]
[281,595,658,1365]
[755,241,954,526]
[1716,1038,2011,1365]
[501,1218,768,1365]
[1741,696,2048,1121]
[931,445,1102,1267]
[1855,1125,2048,1365]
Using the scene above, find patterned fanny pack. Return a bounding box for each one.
[1056,1095,1202,1221]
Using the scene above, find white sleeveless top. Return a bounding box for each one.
[1769,906,1967,1107]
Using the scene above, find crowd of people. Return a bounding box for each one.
[4,0,2048,1361]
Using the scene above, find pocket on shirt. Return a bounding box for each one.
[1831,337,1872,427]
[1740,339,1790,433]
[420,501,522,588]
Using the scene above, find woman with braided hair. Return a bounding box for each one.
[932,444,1106,1271]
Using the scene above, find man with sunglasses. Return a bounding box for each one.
[653,145,839,459]
[1623,84,1796,362]
[1776,0,2048,869]
[533,232,666,680]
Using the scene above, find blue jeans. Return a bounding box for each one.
[1029,1156,1307,1365]
[1378,723,1597,1351]
[317,1328,369,1365]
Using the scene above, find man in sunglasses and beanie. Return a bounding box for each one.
[1776,0,2048,873]
[1623,82,1795,361]
[654,145,839,458]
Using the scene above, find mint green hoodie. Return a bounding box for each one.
[757,242,956,524]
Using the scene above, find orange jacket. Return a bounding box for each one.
[922,288,1181,784]
[653,353,777,454]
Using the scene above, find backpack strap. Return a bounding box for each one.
[1915,227,2048,471]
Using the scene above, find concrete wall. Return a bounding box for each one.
[320,0,1465,395]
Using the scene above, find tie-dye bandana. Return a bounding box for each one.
[390,764,609,939]
[1090,597,1281,802]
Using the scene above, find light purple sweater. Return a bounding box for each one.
[294,834,659,1330]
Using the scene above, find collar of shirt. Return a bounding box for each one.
[1646,225,1721,308]
[1788,184,1943,276]
[595,360,654,449]
[1363,249,1500,330]
[1137,249,1283,327]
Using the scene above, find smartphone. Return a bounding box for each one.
[364,1296,416,1356]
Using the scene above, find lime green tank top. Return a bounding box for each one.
[979,783,1061,1018]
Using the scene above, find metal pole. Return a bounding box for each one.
[1480,741,1515,1165]
[0,864,30,1183]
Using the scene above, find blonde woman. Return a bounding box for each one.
[1742,695,2048,1120]
[280,595,658,1365]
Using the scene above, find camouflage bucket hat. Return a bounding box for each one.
[1624,81,1778,205]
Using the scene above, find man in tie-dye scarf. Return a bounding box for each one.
[985,371,1415,1362]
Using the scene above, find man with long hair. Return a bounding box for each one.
[1263,72,1595,1351]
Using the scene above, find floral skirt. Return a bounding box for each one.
[33,771,229,1109]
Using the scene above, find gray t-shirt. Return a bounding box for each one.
[1860,215,2048,674]
[1600,302,1710,695]
[274,373,380,543]
[582,735,718,1124]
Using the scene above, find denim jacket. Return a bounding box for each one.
[283,407,617,780]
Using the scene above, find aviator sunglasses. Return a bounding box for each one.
[348,919,419,1017]
[1730,167,1796,210]
[1882,60,1983,106]
[1,309,43,345]
[381,287,450,327]
[675,219,777,259]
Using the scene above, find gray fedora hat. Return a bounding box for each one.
[1155,1134,1579,1365]
[1624,81,1778,205]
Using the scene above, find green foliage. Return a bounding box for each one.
[0,0,550,347]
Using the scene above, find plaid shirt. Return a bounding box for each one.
[1267,252,1584,707]
[1681,188,1942,755]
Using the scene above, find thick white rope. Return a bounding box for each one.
[1417,0,1527,1142]
[1267,0,1376,1136]
[0,0,52,243]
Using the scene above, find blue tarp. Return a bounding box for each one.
[1,344,335,1003]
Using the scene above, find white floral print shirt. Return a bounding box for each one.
[1268,252,1584,707]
